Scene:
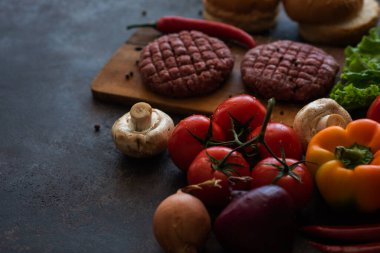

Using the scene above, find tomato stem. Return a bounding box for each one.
[260,140,284,166]
[257,98,275,142]
[219,98,276,168]
[237,98,275,151]
[187,118,220,147]
[213,98,305,184]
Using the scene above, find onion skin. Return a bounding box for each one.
[153,190,211,253]
[214,185,296,253]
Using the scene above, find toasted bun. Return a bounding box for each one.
[206,0,280,13]
[283,0,364,24]
[299,0,380,46]
[203,0,280,33]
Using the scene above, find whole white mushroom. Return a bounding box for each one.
[293,98,352,149]
[112,102,174,158]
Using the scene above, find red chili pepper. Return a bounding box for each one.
[127,16,256,49]
[301,224,380,243]
[367,95,380,123]
[308,241,380,253]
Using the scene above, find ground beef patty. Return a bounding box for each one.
[138,30,234,98]
[241,40,339,102]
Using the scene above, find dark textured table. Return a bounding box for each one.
[1,1,379,253]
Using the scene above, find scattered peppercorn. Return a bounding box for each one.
[198,10,202,16]
[141,10,147,16]
[125,71,134,80]
[94,124,100,132]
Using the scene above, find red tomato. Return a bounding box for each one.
[367,95,380,123]
[212,94,266,141]
[247,122,303,160]
[168,115,226,172]
[251,157,313,210]
[187,146,250,207]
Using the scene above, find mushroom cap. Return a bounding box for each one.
[112,107,174,158]
[293,98,352,149]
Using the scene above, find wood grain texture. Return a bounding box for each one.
[91,28,345,126]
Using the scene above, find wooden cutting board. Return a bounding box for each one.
[91,28,345,126]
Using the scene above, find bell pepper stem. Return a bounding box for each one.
[335,144,373,169]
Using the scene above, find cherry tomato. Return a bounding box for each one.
[168,115,226,172]
[187,146,250,207]
[212,94,266,141]
[367,95,380,123]
[247,122,303,160]
[251,157,313,210]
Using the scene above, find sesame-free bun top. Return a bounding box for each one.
[203,0,280,33]
[299,0,380,45]
[282,0,364,24]
[206,0,280,13]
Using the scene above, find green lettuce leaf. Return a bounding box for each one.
[330,82,380,110]
[330,26,380,110]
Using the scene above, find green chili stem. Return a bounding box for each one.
[127,23,157,30]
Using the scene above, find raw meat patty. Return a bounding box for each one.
[138,30,234,98]
[241,40,339,102]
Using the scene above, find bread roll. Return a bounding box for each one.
[203,0,280,33]
[299,0,380,46]
[206,0,279,13]
[283,0,363,24]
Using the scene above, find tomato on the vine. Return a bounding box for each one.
[251,157,313,210]
[187,146,250,207]
[247,122,303,160]
[367,95,380,123]
[212,94,266,141]
[168,115,226,172]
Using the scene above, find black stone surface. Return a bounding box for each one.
[2,1,377,253]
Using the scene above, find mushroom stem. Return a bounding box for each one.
[316,114,346,132]
[130,102,152,131]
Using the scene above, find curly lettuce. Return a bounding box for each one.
[329,26,380,110]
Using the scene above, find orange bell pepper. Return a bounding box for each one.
[305,119,380,212]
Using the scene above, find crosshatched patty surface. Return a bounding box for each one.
[138,30,234,98]
[241,40,339,102]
